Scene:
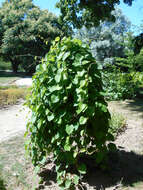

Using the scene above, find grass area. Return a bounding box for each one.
[0,86,30,107]
[0,77,20,85]
[0,71,31,107]
[0,85,19,90]
[0,136,38,190]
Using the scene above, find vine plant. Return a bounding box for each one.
[25,37,115,189]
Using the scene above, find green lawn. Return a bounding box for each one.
[0,136,37,190]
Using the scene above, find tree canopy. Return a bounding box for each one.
[0,0,70,72]
[75,8,131,67]
[56,0,134,28]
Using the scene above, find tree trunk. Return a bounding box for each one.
[11,59,19,73]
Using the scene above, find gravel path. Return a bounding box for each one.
[115,118,143,154]
[14,77,32,86]
[0,102,30,142]
[0,77,32,142]
[108,100,143,154]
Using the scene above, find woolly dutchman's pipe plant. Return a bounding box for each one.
[25,37,116,189]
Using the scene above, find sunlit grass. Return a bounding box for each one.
[0,87,30,107]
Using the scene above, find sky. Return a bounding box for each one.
[118,0,143,33]
[0,0,142,33]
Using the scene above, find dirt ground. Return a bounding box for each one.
[0,99,143,190]
[108,100,143,154]
[0,100,30,142]
[106,100,143,190]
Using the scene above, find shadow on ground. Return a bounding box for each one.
[82,150,143,190]
[118,98,143,114]
[0,71,32,77]
[36,150,143,190]
[36,167,57,190]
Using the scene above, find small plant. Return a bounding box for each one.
[109,112,127,138]
[25,37,115,189]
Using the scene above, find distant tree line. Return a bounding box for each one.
[0,0,142,73]
[0,0,71,73]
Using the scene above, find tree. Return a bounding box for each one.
[74,8,131,67]
[134,33,143,55]
[133,21,143,54]
[0,0,70,73]
[56,0,134,28]
[116,32,143,72]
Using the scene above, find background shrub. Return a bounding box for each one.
[102,68,143,100]
[0,58,11,71]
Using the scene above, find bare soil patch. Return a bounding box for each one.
[0,100,30,142]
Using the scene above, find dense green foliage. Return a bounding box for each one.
[116,48,143,72]
[103,70,134,100]
[0,58,11,70]
[56,0,134,28]
[0,0,70,73]
[103,33,143,100]
[103,68,143,100]
[26,37,115,189]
